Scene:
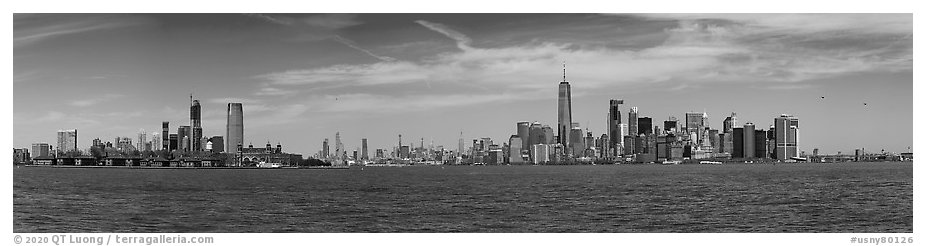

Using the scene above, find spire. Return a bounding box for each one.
[562,61,567,82]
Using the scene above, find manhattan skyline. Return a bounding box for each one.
[14,13,913,155]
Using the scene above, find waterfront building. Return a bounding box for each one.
[31,143,51,158]
[13,148,30,164]
[322,138,330,159]
[608,99,624,157]
[623,135,635,156]
[531,144,551,164]
[708,129,721,154]
[238,142,302,166]
[56,129,78,154]
[226,103,244,153]
[774,114,800,160]
[557,62,573,151]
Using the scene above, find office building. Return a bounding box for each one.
[137,129,147,152]
[56,129,78,154]
[664,117,678,134]
[177,126,190,151]
[226,103,244,153]
[732,127,744,158]
[528,121,543,147]
[723,112,737,133]
[557,62,573,150]
[361,138,369,160]
[508,135,524,164]
[542,125,555,144]
[628,107,638,140]
[774,114,800,160]
[151,133,161,151]
[569,127,584,157]
[191,99,202,151]
[31,143,51,158]
[14,148,31,164]
[638,117,653,135]
[162,121,170,150]
[744,122,756,158]
[209,136,225,153]
[755,129,767,158]
[608,99,624,156]
[516,121,530,151]
[168,134,178,151]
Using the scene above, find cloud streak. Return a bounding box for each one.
[14,14,151,47]
[69,94,124,107]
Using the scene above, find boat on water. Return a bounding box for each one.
[662,160,681,165]
[700,161,723,165]
[256,162,281,168]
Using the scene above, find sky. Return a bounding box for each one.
[13,13,913,156]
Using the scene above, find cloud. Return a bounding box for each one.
[254,15,911,114]
[207,97,262,105]
[302,14,362,29]
[14,14,152,47]
[69,94,124,107]
[637,14,911,34]
[331,35,397,62]
[255,87,299,96]
[243,13,294,26]
[415,20,473,50]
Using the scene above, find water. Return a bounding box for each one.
[13,162,912,232]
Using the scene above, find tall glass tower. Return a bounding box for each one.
[226,103,244,153]
[557,62,573,153]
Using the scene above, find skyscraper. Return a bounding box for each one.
[774,114,800,160]
[744,122,756,158]
[322,138,330,158]
[335,132,343,160]
[177,126,190,151]
[161,121,170,150]
[169,134,178,151]
[151,132,161,151]
[362,138,369,160]
[56,129,77,154]
[608,99,624,156]
[557,62,573,151]
[628,107,638,139]
[209,136,225,153]
[542,125,555,144]
[638,117,653,135]
[226,103,244,152]
[137,129,146,152]
[723,112,737,133]
[664,117,679,134]
[191,99,202,151]
[508,135,524,164]
[528,121,543,148]
[732,127,744,158]
[517,121,530,151]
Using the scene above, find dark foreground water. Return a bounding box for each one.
[14,162,912,232]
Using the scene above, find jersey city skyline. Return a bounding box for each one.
[13,13,913,155]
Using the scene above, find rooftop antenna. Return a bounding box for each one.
[563,61,567,82]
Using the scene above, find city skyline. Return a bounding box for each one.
[14,14,913,155]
